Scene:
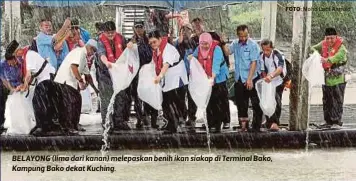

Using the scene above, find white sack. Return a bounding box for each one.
[256,79,277,117]
[137,62,163,110]
[109,44,140,93]
[80,87,92,114]
[302,52,325,87]
[188,57,212,109]
[4,88,36,135]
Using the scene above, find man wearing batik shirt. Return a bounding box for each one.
[0,41,26,131]
[311,28,348,129]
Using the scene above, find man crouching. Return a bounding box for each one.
[8,40,64,135]
[54,39,98,133]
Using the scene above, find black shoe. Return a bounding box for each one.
[186,119,196,127]
[223,123,230,129]
[151,124,159,129]
[161,124,177,133]
[31,128,48,136]
[67,129,79,136]
[319,123,332,129]
[76,124,86,132]
[136,122,143,130]
[116,123,131,130]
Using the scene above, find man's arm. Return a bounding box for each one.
[311,41,322,54]
[223,42,233,56]
[1,78,14,92]
[328,44,347,64]
[71,64,82,81]
[53,18,71,45]
[54,30,71,51]
[85,74,99,94]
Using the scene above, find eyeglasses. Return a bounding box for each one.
[105,31,116,35]
[135,25,144,29]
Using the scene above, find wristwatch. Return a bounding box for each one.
[78,78,84,83]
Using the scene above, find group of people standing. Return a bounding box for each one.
[0,13,348,135]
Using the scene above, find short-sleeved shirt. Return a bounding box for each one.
[192,46,229,84]
[0,59,24,88]
[36,32,69,70]
[26,50,56,84]
[54,47,90,89]
[159,43,188,92]
[260,52,285,87]
[229,38,260,83]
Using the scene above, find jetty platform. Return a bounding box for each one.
[1,105,356,151]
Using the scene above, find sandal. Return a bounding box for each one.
[239,120,249,132]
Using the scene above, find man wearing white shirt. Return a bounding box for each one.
[55,39,98,132]
[8,40,63,136]
[260,39,286,131]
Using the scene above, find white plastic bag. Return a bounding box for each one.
[80,87,92,114]
[4,90,36,135]
[188,57,212,109]
[256,79,277,117]
[302,52,325,87]
[109,44,140,93]
[137,62,163,110]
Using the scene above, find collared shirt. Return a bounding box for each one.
[36,32,69,70]
[229,38,260,83]
[174,40,195,73]
[260,52,285,87]
[0,59,23,88]
[55,47,90,89]
[192,46,229,84]
[26,50,56,84]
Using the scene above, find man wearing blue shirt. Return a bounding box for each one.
[36,18,71,70]
[223,25,263,132]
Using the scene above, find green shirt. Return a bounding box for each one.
[311,41,347,86]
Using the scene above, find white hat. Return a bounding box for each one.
[86,39,98,50]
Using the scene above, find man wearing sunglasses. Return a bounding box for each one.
[311,28,348,129]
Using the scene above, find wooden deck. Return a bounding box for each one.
[2,105,356,151]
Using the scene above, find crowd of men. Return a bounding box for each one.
[0,13,348,135]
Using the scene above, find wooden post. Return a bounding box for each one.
[261,1,277,42]
[289,1,313,131]
[4,0,22,42]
